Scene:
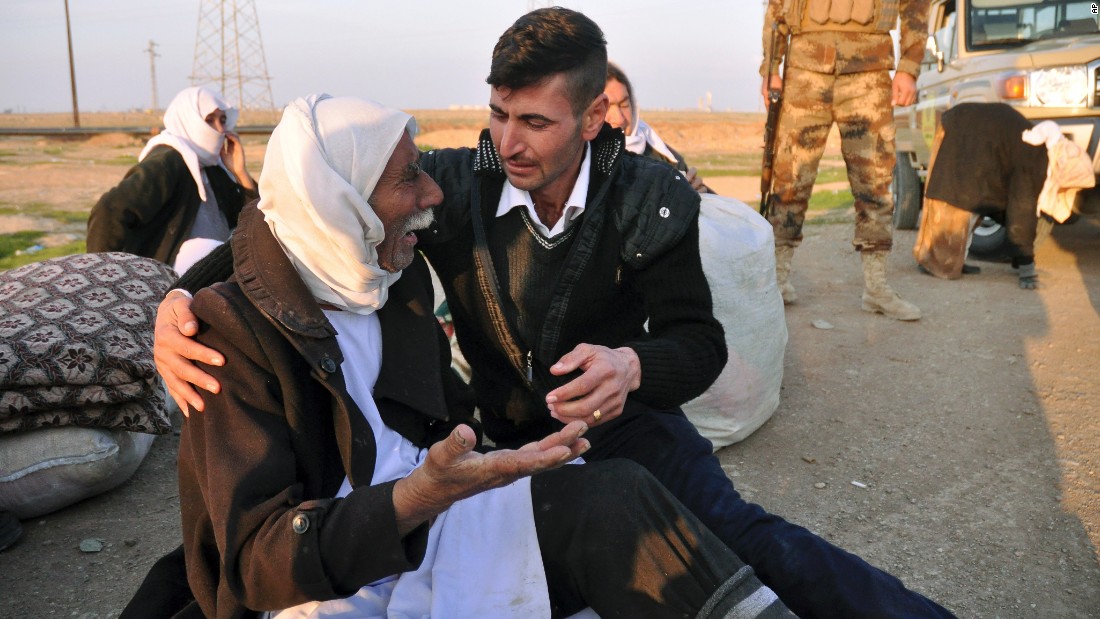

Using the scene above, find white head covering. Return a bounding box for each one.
[258,93,417,315]
[139,86,237,201]
[1022,120,1097,223]
[625,116,679,165]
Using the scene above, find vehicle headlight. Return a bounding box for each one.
[1030,66,1089,107]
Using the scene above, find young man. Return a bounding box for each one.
[158,8,954,618]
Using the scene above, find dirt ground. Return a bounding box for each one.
[0,112,1097,618]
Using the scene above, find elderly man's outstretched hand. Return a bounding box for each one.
[154,290,224,416]
[393,422,589,535]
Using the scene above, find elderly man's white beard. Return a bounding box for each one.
[404,209,435,236]
[378,208,436,272]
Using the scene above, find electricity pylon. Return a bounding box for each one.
[189,0,275,112]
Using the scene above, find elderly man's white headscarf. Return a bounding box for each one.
[139,86,237,201]
[258,94,417,315]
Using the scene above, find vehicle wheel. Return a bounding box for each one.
[968,216,1007,259]
[892,155,922,230]
[1078,186,1100,216]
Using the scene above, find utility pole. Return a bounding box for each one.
[63,0,80,127]
[190,0,275,112]
[146,40,161,111]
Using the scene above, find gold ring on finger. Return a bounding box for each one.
[592,409,602,421]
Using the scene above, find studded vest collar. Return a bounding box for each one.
[472,124,626,179]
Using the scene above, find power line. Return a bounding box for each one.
[145,40,160,112]
[63,0,80,127]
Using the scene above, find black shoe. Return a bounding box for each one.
[0,511,22,552]
[918,264,982,276]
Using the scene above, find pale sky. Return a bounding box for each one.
[1,0,767,115]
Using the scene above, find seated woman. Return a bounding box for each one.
[168,94,789,618]
[86,86,257,276]
[604,61,713,193]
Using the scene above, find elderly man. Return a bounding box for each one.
[141,93,787,619]
[156,8,954,618]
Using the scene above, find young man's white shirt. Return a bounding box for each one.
[495,144,591,237]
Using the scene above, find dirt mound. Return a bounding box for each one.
[649,120,765,153]
[417,128,481,151]
[413,113,770,154]
[86,133,143,148]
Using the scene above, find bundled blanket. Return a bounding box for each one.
[0,252,174,434]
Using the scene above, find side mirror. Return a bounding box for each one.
[924,35,946,73]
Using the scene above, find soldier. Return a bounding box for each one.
[760,0,928,320]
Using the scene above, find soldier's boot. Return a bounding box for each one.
[861,251,921,321]
[774,245,797,304]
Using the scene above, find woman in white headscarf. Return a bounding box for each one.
[87,86,258,275]
[604,62,713,193]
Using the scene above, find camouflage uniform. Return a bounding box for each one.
[761,0,929,251]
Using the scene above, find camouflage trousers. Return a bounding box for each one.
[767,67,896,252]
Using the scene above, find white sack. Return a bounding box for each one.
[0,426,155,519]
[683,194,787,450]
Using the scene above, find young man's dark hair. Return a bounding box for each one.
[486,7,607,116]
[606,61,634,106]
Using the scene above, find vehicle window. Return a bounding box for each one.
[968,0,1099,49]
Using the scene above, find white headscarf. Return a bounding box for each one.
[139,86,237,201]
[258,94,417,315]
[625,116,679,166]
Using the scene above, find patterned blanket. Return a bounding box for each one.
[0,252,175,434]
